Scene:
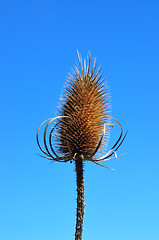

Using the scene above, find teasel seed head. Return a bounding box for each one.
[36,51,127,167]
[56,52,110,160]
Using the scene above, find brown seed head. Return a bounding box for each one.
[56,52,110,159]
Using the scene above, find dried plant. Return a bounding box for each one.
[37,52,127,240]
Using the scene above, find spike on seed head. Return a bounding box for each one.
[56,52,110,159]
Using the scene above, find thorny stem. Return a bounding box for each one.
[75,154,84,240]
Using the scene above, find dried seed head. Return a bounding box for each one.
[56,52,110,159]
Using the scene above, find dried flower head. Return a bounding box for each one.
[56,52,110,160]
[37,52,127,168]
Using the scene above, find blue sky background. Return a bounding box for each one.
[0,0,159,239]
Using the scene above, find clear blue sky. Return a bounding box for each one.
[0,0,159,239]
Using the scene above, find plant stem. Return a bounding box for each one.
[75,154,84,240]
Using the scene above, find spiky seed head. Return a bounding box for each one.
[56,52,110,159]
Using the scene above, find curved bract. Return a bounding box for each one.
[36,116,71,162]
[36,115,127,169]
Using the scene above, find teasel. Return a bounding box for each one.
[37,52,127,240]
